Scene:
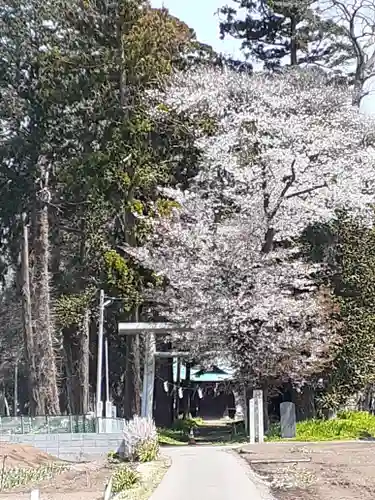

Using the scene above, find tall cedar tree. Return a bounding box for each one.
[0,0,199,415]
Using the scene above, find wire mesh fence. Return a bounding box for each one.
[0,415,125,434]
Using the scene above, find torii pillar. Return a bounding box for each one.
[118,322,192,419]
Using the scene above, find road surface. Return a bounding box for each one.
[150,446,274,500]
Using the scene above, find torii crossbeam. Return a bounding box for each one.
[118,322,193,418]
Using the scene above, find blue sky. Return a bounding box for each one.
[150,0,242,59]
[150,0,375,113]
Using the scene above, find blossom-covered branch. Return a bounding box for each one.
[132,66,375,384]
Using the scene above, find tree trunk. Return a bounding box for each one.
[14,360,18,416]
[78,308,90,414]
[123,335,134,419]
[76,219,91,415]
[262,383,269,433]
[153,341,173,427]
[33,197,60,415]
[233,386,245,420]
[127,334,141,416]
[184,363,192,418]
[0,381,5,415]
[290,15,298,66]
[244,384,249,433]
[21,215,42,415]
[123,307,142,419]
[63,344,74,414]
[294,386,316,421]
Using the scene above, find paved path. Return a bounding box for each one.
[150,446,274,500]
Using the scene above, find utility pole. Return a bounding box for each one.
[105,337,110,403]
[104,336,112,418]
[96,290,113,418]
[96,290,105,418]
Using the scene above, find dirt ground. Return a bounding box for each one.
[240,441,375,500]
[0,443,57,469]
[0,443,112,500]
[0,461,113,500]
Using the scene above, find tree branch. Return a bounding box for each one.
[285,181,327,199]
[269,159,296,221]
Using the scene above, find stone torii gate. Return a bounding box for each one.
[118,322,193,418]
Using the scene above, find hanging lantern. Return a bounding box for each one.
[178,387,183,399]
[163,381,169,393]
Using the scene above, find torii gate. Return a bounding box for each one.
[118,322,193,418]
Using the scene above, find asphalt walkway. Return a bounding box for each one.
[150,446,274,500]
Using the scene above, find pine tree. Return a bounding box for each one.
[219,0,348,69]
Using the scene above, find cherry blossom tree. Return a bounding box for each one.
[318,0,375,106]
[127,66,375,386]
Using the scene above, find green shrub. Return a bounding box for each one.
[266,422,282,441]
[112,465,140,492]
[267,411,375,442]
[107,450,125,464]
[135,438,159,463]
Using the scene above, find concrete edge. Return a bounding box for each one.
[230,448,276,500]
[237,438,371,452]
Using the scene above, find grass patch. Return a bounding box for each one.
[157,417,204,446]
[158,420,248,446]
[158,428,188,446]
[0,462,68,490]
[267,411,375,442]
[112,465,140,493]
[172,417,204,432]
[113,457,170,500]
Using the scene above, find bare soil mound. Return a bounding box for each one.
[0,443,57,469]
